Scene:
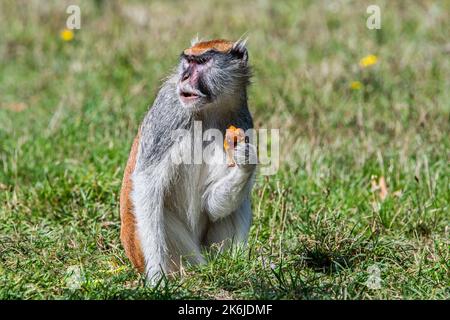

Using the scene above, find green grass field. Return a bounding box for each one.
[0,0,449,299]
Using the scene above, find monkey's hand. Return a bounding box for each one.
[234,140,258,171]
[224,125,257,169]
[204,138,256,222]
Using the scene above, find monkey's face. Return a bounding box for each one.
[177,39,250,110]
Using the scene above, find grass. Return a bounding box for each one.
[0,0,449,299]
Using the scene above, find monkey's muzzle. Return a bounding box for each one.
[177,83,208,106]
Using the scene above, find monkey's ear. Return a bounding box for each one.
[190,34,200,47]
[231,38,248,63]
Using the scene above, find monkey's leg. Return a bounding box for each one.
[165,212,206,273]
[132,170,171,284]
[203,197,252,248]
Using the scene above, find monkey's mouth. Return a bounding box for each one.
[178,88,208,105]
[180,91,200,99]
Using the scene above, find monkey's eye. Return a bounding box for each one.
[183,55,211,65]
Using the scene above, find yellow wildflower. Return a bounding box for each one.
[106,266,127,275]
[350,81,362,90]
[359,54,378,68]
[60,28,74,42]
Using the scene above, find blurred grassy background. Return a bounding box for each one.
[0,0,449,299]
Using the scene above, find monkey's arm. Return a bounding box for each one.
[203,143,256,222]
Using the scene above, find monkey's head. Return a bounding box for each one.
[177,39,250,110]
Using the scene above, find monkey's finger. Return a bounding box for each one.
[226,150,236,167]
[234,143,258,166]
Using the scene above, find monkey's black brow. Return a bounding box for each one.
[180,51,217,62]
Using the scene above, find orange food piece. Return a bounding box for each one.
[224,125,245,167]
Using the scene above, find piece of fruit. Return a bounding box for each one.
[224,125,245,167]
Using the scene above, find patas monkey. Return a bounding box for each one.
[120,39,256,283]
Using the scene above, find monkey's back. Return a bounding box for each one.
[119,130,145,272]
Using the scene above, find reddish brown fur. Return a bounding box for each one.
[184,39,234,56]
[120,129,145,273]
